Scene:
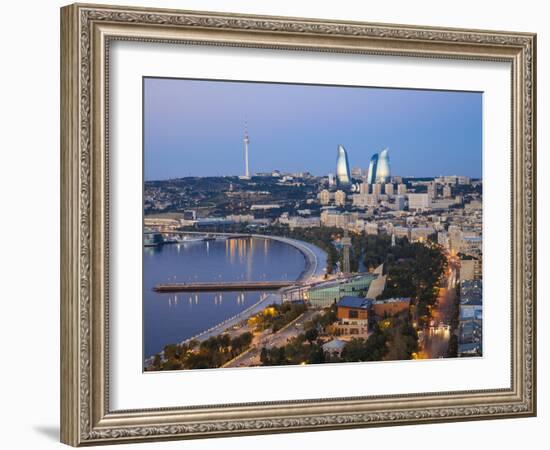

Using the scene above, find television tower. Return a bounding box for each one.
[243,122,250,178]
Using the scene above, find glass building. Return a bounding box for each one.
[375,148,391,183]
[366,154,378,184]
[335,144,352,187]
[307,274,377,308]
[366,148,391,184]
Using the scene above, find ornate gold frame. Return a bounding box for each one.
[60,3,536,446]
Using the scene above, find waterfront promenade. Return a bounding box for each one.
[176,236,327,345]
[146,229,328,280]
[258,234,327,280]
[145,234,328,365]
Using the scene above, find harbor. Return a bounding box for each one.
[143,234,326,358]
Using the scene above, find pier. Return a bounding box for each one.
[153,280,295,292]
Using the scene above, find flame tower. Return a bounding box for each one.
[366,153,379,184]
[366,148,391,184]
[376,148,391,183]
[335,144,352,187]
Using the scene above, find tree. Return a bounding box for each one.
[219,333,231,349]
[305,328,319,344]
[200,336,220,353]
[163,344,181,360]
[185,352,212,370]
[341,338,369,361]
[162,359,182,370]
[274,347,287,365]
[152,354,162,369]
[240,332,253,347]
[341,326,389,362]
[447,334,458,358]
[308,345,325,364]
[260,347,270,365]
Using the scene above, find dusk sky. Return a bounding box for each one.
[144,77,482,181]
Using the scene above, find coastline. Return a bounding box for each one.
[250,234,327,281]
[144,234,327,365]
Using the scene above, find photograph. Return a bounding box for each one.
[55,2,537,446]
[142,78,483,371]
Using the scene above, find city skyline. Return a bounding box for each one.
[144,77,483,181]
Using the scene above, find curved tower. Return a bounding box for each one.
[366,153,379,185]
[375,148,391,183]
[335,145,351,187]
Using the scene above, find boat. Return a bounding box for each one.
[202,234,216,241]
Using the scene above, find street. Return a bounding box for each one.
[224,309,320,368]
[418,258,458,359]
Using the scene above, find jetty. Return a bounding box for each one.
[153,280,295,292]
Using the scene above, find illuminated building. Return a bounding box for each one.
[367,148,391,184]
[335,145,352,187]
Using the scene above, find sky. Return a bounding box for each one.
[144,77,482,181]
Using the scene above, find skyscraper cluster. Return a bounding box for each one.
[335,145,391,188]
[367,148,391,184]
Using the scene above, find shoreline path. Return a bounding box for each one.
[153,234,327,357]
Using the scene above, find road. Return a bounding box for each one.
[418,259,458,359]
[224,309,320,368]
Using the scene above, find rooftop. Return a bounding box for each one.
[337,296,372,309]
[310,273,376,290]
[372,297,411,305]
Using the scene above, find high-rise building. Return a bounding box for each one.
[385,183,394,196]
[366,154,378,184]
[320,210,358,228]
[376,148,391,183]
[443,184,452,198]
[427,181,437,199]
[460,258,482,282]
[335,145,352,187]
[372,183,382,197]
[352,193,378,208]
[408,193,431,210]
[397,183,407,195]
[334,190,347,206]
[367,148,391,184]
[359,182,369,195]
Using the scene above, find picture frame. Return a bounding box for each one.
[60,2,536,446]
